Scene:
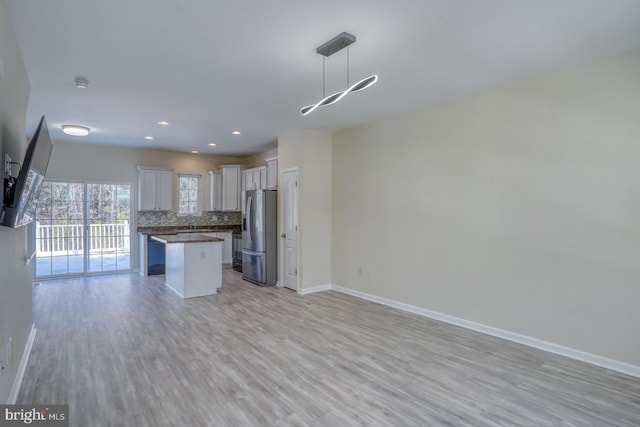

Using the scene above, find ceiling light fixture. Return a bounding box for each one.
[208,142,217,147]
[61,124,90,136]
[75,76,89,89]
[144,136,154,140]
[300,32,378,116]
[157,121,169,126]
[231,130,241,135]
[191,150,199,154]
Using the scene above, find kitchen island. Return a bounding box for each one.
[151,233,223,298]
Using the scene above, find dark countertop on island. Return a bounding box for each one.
[151,234,224,244]
[138,225,241,235]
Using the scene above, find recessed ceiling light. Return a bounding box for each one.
[144,136,154,140]
[231,130,241,135]
[61,124,90,136]
[191,150,199,154]
[75,76,89,89]
[208,142,216,147]
[157,121,169,126]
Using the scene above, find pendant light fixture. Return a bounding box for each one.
[300,32,378,116]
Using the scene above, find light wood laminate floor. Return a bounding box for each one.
[19,271,640,426]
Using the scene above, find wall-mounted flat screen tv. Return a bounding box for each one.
[1,116,53,228]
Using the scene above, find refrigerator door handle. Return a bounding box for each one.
[242,248,262,256]
[246,194,252,248]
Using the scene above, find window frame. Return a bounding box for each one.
[177,173,202,216]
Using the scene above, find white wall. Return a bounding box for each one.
[0,0,33,402]
[332,49,640,366]
[244,147,278,168]
[278,129,332,289]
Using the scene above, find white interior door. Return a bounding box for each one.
[281,168,299,291]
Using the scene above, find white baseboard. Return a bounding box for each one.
[297,284,332,295]
[320,285,640,379]
[164,283,185,298]
[8,325,37,404]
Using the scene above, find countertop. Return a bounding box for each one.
[151,233,225,244]
[138,225,241,235]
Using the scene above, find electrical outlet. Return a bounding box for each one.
[212,215,218,221]
[224,215,229,221]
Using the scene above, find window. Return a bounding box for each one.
[34,180,132,278]
[178,174,201,215]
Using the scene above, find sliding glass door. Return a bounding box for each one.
[35,181,131,278]
[34,181,85,276]
[87,183,131,273]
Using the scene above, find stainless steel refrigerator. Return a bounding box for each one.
[242,189,277,286]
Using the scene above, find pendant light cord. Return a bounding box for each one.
[324,47,350,96]
[323,56,326,97]
[347,46,350,87]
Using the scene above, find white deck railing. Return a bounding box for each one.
[36,222,130,256]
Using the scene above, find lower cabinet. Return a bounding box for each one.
[202,232,232,268]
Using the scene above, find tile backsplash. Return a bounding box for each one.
[137,211,241,227]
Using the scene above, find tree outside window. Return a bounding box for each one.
[178,174,201,215]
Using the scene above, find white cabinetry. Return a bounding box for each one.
[242,166,267,191]
[220,165,245,211]
[202,232,232,267]
[208,171,222,211]
[218,232,232,267]
[138,166,173,211]
[265,157,278,189]
[242,168,252,191]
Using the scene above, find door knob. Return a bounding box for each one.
[281,233,286,238]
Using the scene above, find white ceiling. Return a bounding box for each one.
[5,0,640,156]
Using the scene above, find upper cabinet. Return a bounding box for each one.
[208,171,222,211]
[265,157,278,189]
[220,165,245,211]
[138,166,173,211]
[242,166,267,191]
